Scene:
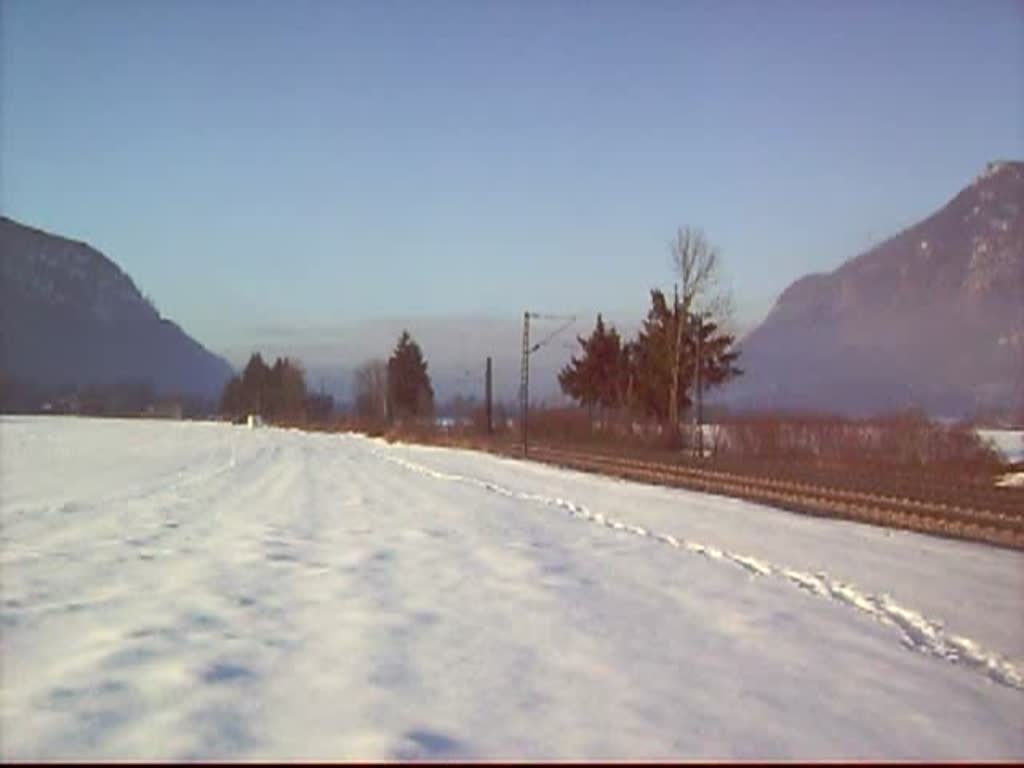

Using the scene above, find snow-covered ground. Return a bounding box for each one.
[979,429,1024,464]
[1,416,1022,760]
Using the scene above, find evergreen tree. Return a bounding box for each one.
[240,353,270,414]
[558,314,625,424]
[219,375,243,420]
[616,340,638,415]
[266,357,307,421]
[630,289,741,423]
[387,331,434,421]
[558,322,599,412]
[632,290,677,422]
[691,318,742,395]
[220,353,307,422]
[277,358,307,419]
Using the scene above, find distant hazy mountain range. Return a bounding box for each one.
[724,161,1024,418]
[0,216,234,403]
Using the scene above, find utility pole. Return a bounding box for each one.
[520,313,530,456]
[519,311,576,459]
[694,312,703,459]
[485,356,493,435]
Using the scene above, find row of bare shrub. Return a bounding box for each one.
[520,406,1005,474]
[707,410,1003,472]
[520,406,674,448]
[274,404,1006,478]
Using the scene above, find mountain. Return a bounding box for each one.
[0,216,234,406]
[724,161,1024,418]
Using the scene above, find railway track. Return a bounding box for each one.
[512,444,1024,551]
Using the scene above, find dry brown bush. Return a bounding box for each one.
[274,403,1006,481]
[710,409,1004,476]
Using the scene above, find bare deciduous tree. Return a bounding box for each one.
[354,359,388,423]
[667,227,734,436]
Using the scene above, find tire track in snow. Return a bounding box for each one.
[371,446,1024,693]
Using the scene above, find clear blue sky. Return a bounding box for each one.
[3,0,1022,369]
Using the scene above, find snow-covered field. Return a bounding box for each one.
[979,429,1024,464]
[1,416,1022,760]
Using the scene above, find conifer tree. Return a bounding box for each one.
[240,353,269,415]
[219,353,307,422]
[558,314,625,425]
[630,289,741,423]
[219,375,243,419]
[387,331,434,421]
